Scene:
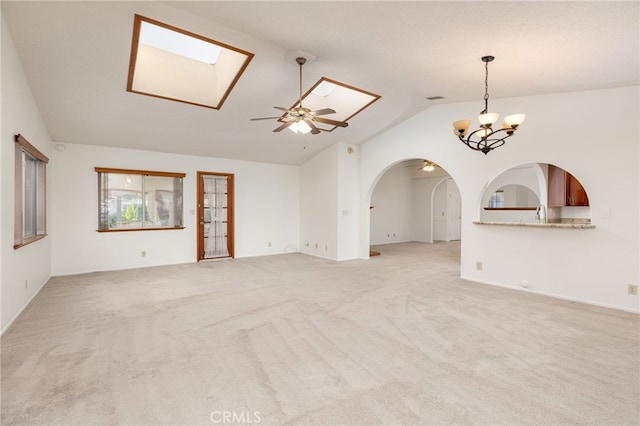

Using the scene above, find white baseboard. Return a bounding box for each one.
[460,275,640,314]
[1,275,51,336]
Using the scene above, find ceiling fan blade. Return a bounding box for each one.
[273,106,292,112]
[314,117,349,128]
[304,118,321,135]
[250,116,281,121]
[273,121,294,132]
[310,108,336,116]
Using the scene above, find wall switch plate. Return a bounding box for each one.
[628,284,638,295]
[475,261,483,271]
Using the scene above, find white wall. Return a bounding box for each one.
[50,143,299,275]
[299,144,338,259]
[1,15,53,332]
[337,143,360,260]
[360,86,640,312]
[370,162,414,245]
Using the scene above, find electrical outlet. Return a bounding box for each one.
[25,279,28,289]
[315,243,318,248]
[475,261,483,271]
[325,245,328,251]
[628,284,638,295]
[141,251,146,257]
[268,242,271,247]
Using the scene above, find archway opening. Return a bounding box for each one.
[368,158,461,257]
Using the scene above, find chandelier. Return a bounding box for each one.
[453,56,525,154]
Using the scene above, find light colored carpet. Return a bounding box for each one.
[2,242,638,425]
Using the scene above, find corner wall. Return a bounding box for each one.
[50,143,300,275]
[360,86,640,312]
[1,15,53,332]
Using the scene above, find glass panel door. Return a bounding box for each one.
[197,172,234,260]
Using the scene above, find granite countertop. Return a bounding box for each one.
[473,221,595,229]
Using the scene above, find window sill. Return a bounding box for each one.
[14,234,47,249]
[97,227,185,233]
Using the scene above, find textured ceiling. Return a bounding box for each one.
[2,1,638,165]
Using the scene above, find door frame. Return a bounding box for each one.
[197,171,234,261]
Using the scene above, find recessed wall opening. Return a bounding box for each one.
[479,163,591,225]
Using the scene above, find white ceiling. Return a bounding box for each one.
[2,1,638,165]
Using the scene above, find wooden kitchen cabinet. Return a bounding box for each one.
[548,164,589,207]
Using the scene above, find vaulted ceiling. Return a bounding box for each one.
[2,1,638,165]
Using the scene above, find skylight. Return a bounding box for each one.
[290,77,380,131]
[127,15,254,109]
[139,21,222,65]
[311,80,337,97]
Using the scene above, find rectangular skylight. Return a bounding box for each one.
[291,77,380,131]
[127,15,254,109]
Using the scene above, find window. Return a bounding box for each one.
[127,14,254,109]
[14,134,48,249]
[487,190,505,208]
[96,168,185,231]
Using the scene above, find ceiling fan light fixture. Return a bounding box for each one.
[250,54,349,134]
[452,56,526,154]
[288,120,312,134]
[421,160,437,172]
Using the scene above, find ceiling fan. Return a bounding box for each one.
[406,160,438,172]
[250,57,348,134]
[420,160,437,172]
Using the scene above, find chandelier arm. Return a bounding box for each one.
[459,128,515,154]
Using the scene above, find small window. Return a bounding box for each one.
[488,190,505,208]
[14,134,48,249]
[96,168,185,231]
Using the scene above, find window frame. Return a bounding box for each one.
[14,134,49,249]
[95,167,186,232]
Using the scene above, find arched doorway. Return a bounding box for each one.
[368,158,461,255]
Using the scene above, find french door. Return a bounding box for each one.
[197,172,234,260]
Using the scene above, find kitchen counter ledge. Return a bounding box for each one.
[473,221,595,229]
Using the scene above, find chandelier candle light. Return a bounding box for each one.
[453,56,525,154]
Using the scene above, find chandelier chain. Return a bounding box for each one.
[483,59,490,113]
